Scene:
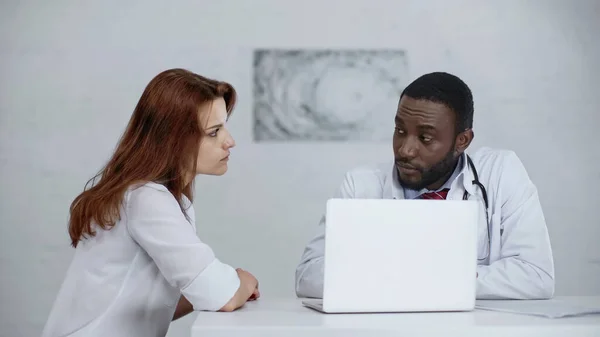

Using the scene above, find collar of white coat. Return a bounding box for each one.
[382,152,478,200]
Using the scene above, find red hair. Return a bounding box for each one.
[68,68,237,247]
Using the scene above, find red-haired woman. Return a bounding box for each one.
[41,68,259,337]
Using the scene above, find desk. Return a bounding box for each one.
[191,297,600,337]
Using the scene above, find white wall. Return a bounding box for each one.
[1,1,599,336]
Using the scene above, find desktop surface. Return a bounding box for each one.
[191,297,600,337]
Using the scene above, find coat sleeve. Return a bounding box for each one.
[295,172,356,298]
[476,151,555,299]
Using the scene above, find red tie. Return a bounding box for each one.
[419,188,449,200]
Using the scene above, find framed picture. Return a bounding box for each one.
[253,49,409,142]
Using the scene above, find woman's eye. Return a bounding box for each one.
[208,129,219,137]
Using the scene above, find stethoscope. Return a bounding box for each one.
[463,155,491,261]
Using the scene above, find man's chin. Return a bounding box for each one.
[397,172,425,190]
[400,181,426,190]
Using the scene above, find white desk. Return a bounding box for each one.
[191,297,600,337]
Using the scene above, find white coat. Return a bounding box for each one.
[295,147,555,300]
[41,182,240,337]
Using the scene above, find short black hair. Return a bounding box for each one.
[400,72,474,134]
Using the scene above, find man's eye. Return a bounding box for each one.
[421,135,433,143]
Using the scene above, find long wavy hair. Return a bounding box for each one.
[68,68,237,247]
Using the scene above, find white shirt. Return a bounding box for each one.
[295,147,555,300]
[41,182,240,337]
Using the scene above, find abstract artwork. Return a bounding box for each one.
[252,49,409,142]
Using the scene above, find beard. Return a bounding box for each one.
[396,148,459,191]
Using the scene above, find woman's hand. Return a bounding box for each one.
[219,268,259,312]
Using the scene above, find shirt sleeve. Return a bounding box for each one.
[125,185,240,311]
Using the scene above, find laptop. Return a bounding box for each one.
[302,198,479,313]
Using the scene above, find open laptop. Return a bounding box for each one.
[302,198,479,313]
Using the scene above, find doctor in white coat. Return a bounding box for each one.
[295,72,555,300]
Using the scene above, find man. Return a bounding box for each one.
[295,72,555,300]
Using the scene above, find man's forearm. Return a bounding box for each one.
[476,258,554,300]
[172,295,194,321]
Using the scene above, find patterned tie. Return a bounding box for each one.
[419,188,450,200]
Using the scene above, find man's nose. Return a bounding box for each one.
[397,137,418,159]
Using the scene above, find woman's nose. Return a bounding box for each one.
[224,135,235,149]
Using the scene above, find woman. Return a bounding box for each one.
[41,68,259,337]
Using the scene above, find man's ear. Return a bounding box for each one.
[455,129,473,155]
